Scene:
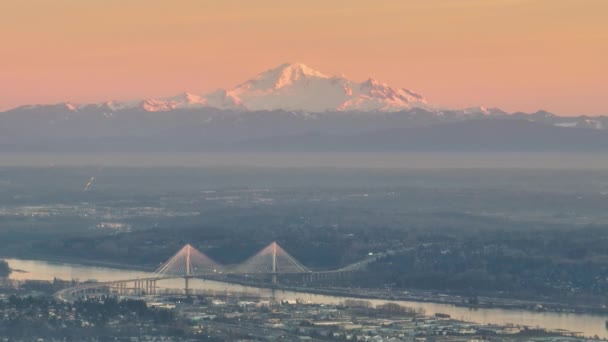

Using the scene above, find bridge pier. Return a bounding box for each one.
[271,242,277,284]
[122,279,157,296]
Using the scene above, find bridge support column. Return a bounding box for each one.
[272,242,277,284]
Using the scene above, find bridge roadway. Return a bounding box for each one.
[53,270,356,303]
[53,241,405,302]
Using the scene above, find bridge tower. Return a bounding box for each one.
[272,241,277,284]
[185,244,191,296]
[153,243,220,296]
[236,241,310,284]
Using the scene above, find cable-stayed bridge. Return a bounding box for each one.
[154,244,222,277]
[56,242,375,302]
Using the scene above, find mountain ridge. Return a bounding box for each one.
[5,62,605,121]
[4,62,430,113]
[2,63,608,153]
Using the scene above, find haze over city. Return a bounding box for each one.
[3,1,608,341]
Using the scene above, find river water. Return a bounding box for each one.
[5,258,608,338]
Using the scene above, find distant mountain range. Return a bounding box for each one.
[2,62,607,153]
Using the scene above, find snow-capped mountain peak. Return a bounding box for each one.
[6,63,432,113]
[171,91,203,104]
[12,102,79,112]
[462,106,507,116]
[212,62,429,112]
[162,92,207,109]
[243,62,329,91]
[90,92,208,113]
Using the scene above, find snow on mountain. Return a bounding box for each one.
[10,102,79,112]
[216,62,429,112]
[555,118,605,130]
[4,62,607,133]
[203,89,244,110]
[14,63,427,113]
[140,92,208,112]
[462,106,507,116]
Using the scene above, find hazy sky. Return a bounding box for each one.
[1,0,606,115]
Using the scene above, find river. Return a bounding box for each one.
[5,258,608,338]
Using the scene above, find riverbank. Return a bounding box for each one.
[0,253,156,273]
[5,257,608,339]
[202,275,608,317]
[5,254,608,316]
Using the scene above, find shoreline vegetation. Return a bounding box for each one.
[0,260,11,277]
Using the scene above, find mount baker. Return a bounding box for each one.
[16,62,434,113]
[2,62,608,152]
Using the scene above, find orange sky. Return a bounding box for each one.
[1,0,606,115]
